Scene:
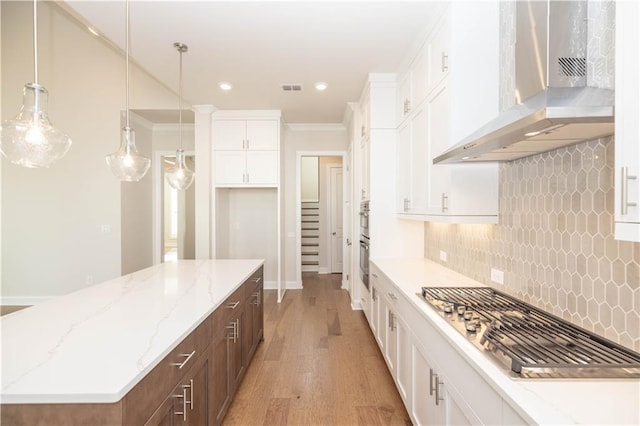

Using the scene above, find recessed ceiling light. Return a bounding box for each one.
[219,82,233,91]
[87,26,100,37]
[315,82,328,91]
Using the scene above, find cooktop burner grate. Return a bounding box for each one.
[421,287,640,378]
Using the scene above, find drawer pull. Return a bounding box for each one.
[388,292,397,300]
[185,378,194,411]
[226,321,238,343]
[253,290,261,306]
[429,368,436,396]
[252,277,262,283]
[170,350,196,369]
[372,273,378,278]
[227,301,240,310]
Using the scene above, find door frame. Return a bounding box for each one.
[295,150,349,288]
[152,149,196,265]
[327,164,343,273]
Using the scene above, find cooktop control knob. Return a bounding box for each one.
[463,310,474,321]
[466,320,480,333]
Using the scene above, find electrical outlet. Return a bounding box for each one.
[86,275,94,286]
[439,250,447,262]
[101,224,111,234]
[491,268,504,285]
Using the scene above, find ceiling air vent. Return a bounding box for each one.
[281,83,303,92]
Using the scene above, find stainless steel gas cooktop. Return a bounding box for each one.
[420,287,640,379]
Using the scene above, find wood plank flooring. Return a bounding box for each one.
[224,273,411,426]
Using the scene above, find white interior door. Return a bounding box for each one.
[330,166,343,273]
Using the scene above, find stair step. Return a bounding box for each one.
[301,243,319,247]
[302,261,319,266]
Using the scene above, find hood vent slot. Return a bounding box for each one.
[558,57,586,77]
[281,84,303,92]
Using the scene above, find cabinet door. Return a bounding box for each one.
[412,344,446,426]
[397,71,412,124]
[427,12,450,94]
[246,120,279,150]
[145,392,177,426]
[211,327,231,424]
[410,46,429,108]
[360,92,370,141]
[251,288,264,354]
[385,304,398,375]
[360,138,370,200]
[409,104,429,213]
[370,286,379,338]
[246,151,278,185]
[614,0,640,241]
[214,120,246,150]
[185,358,209,426]
[395,314,412,405]
[230,310,247,392]
[214,151,246,185]
[397,120,412,213]
[426,81,451,214]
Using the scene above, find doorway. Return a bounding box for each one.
[154,151,196,263]
[296,152,349,288]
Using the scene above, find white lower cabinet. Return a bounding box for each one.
[368,262,522,426]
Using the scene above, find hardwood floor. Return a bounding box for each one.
[224,273,411,426]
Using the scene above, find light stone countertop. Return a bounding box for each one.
[1,259,264,404]
[372,257,640,426]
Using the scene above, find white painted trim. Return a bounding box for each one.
[351,299,363,310]
[213,110,281,119]
[286,280,303,290]
[129,111,155,130]
[263,280,279,290]
[152,149,196,265]
[1,296,52,306]
[286,123,346,132]
[318,267,330,274]
[152,123,195,132]
[327,164,343,274]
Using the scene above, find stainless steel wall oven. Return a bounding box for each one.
[359,201,370,290]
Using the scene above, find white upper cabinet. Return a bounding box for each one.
[397,46,429,125]
[214,120,279,151]
[614,1,640,242]
[426,11,450,95]
[396,3,499,222]
[213,112,281,187]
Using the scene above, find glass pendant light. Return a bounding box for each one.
[165,42,195,191]
[106,0,150,182]
[0,0,72,168]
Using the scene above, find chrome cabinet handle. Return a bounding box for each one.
[403,98,411,115]
[388,292,397,301]
[361,125,366,137]
[226,321,237,343]
[403,197,410,212]
[252,276,262,283]
[621,166,637,215]
[372,287,377,301]
[435,375,444,405]
[441,193,449,213]
[389,311,396,331]
[441,51,449,72]
[174,386,188,421]
[252,290,261,306]
[170,350,196,369]
[227,301,240,310]
[186,378,194,411]
[429,368,436,396]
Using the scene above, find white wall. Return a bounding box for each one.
[283,125,348,285]
[1,2,177,303]
[121,114,154,275]
[300,156,319,202]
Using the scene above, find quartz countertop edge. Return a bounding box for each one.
[0,259,264,405]
[371,257,640,426]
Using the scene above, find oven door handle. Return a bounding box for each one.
[359,241,369,251]
[359,212,369,217]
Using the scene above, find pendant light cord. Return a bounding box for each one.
[33,0,38,84]
[125,0,130,129]
[178,47,183,149]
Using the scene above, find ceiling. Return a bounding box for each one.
[63,1,446,124]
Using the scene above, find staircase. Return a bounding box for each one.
[301,202,320,272]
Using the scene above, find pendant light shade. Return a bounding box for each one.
[0,0,72,168]
[166,149,195,190]
[106,127,150,182]
[106,0,150,182]
[165,42,194,191]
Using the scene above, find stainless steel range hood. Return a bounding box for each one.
[434,0,614,164]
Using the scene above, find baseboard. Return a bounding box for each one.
[1,296,51,306]
[351,299,363,310]
[287,280,303,290]
[302,265,318,272]
[317,267,330,274]
[263,280,278,290]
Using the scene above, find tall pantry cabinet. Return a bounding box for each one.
[212,110,283,300]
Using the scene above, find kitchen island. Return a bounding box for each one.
[369,258,640,425]
[1,259,264,425]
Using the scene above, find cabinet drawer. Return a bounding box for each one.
[245,267,263,296]
[122,315,212,425]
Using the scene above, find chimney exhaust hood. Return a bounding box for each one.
[434,0,614,164]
